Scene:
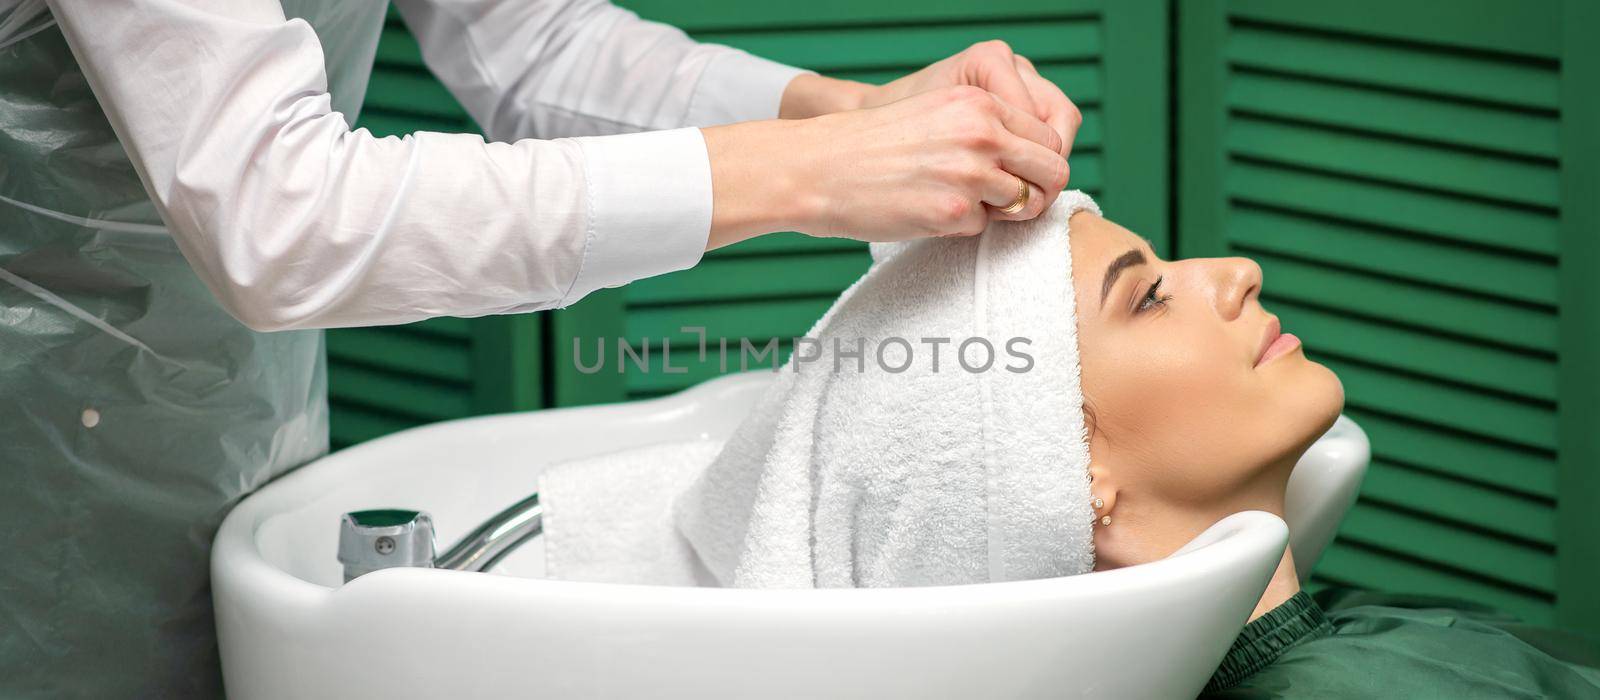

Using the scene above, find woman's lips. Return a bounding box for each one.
[1254,317,1301,367]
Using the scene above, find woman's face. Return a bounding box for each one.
[1068,211,1343,543]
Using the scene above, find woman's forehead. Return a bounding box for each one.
[1070,211,1153,259]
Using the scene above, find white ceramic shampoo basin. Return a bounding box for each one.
[214,371,1369,699]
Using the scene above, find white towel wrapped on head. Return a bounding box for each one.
[673,191,1102,588]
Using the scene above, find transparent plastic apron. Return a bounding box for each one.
[0,1,385,695]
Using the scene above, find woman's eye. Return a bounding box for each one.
[1138,276,1172,312]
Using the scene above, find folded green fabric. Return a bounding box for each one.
[1201,585,1600,699]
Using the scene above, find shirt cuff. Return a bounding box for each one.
[563,127,712,306]
[686,47,812,126]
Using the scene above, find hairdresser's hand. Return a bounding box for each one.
[778,41,1081,218]
[703,86,1070,248]
[868,41,1080,211]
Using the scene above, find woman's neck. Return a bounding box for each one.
[1241,452,1303,622]
[1093,459,1303,622]
[1248,545,1301,622]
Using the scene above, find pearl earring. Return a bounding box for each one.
[1100,515,1112,526]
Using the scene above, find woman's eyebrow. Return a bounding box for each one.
[1100,248,1147,309]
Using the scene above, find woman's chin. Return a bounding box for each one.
[1300,359,1346,435]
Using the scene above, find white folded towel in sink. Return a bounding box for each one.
[539,440,724,586]
[673,191,1102,588]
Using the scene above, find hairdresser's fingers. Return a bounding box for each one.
[987,90,1065,157]
[1014,54,1081,159]
[994,128,1069,211]
[979,168,1048,222]
[983,85,1067,213]
[929,179,999,238]
[1010,56,1075,215]
[962,40,1040,119]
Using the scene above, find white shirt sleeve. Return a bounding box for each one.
[392,0,809,139]
[43,0,808,332]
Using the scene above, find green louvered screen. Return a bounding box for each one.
[550,0,1169,404]
[1180,0,1600,631]
[327,11,544,449]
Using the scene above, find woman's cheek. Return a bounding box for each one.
[1090,338,1215,434]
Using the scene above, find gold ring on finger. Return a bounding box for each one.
[999,176,1029,215]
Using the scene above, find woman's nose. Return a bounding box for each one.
[1210,257,1262,321]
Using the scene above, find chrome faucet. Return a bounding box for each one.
[337,493,543,582]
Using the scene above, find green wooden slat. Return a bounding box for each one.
[1254,254,1557,355]
[709,232,865,258]
[1319,356,1556,452]
[1228,162,1559,257]
[698,19,1100,72]
[1229,71,1559,159]
[327,364,474,422]
[327,327,472,383]
[1228,117,1560,208]
[630,251,870,306]
[1227,0,1562,60]
[1176,0,1229,261]
[1230,206,1557,306]
[1225,24,1560,111]
[364,71,469,120]
[1316,541,1553,625]
[627,297,838,344]
[624,0,1104,32]
[1557,0,1600,636]
[1067,151,1102,191]
[1343,407,1556,500]
[1039,64,1101,106]
[1070,106,1102,151]
[402,316,474,340]
[1362,459,1555,546]
[1271,298,1556,402]
[1338,501,1555,593]
[467,315,545,414]
[328,404,426,448]
[374,26,426,68]
[1099,0,1169,251]
[550,289,627,407]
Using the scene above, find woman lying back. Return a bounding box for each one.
[673,192,1600,696]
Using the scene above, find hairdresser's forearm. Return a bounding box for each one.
[777,73,872,119]
[702,74,869,250]
[703,119,817,250]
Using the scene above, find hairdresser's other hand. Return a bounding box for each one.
[874,41,1079,198]
[867,40,1079,153]
[776,41,1080,220]
[703,86,1070,247]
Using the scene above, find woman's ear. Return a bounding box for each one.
[1087,462,1118,526]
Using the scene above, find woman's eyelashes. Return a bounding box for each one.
[1137,276,1172,313]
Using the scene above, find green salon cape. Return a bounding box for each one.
[1200,586,1600,698]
